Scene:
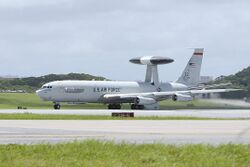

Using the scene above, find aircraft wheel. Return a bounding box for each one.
[131,104,144,110]
[117,104,122,109]
[139,105,144,110]
[54,104,61,110]
[108,104,121,109]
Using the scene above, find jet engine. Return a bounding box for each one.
[134,97,157,105]
[172,93,193,102]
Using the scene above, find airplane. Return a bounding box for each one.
[36,48,240,110]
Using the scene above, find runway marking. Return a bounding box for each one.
[0,120,249,144]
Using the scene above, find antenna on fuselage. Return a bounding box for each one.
[129,56,174,87]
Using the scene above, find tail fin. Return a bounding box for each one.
[177,48,204,86]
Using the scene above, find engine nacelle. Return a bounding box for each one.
[134,96,157,105]
[172,94,193,102]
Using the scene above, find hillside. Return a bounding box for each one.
[215,66,250,98]
[0,73,106,92]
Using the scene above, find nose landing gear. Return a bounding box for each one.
[53,103,61,110]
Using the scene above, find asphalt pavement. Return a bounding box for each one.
[0,109,250,118]
[0,120,249,145]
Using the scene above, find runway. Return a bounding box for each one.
[0,120,250,145]
[1,109,250,118]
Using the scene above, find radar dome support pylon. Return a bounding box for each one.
[145,65,152,83]
[130,56,174,87]
[145,65,159,86]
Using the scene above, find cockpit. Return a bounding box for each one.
[36,84,54,101]
[41,85,53,89]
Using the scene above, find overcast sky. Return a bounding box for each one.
[0,0,249,81]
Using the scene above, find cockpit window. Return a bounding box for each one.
[42,86,52,89]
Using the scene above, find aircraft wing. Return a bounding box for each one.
[188,83,232,90]
[102,89,241,103]
[168,88,240,95]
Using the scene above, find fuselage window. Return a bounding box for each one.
[65,88,84,93]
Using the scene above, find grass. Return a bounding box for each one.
[0,141,249,167]
[0,93,103,109]
[0,113,237,120]
[0,93,245,110]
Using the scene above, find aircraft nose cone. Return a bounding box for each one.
[36,89,43,96]
[36,90,40,96]
[36,89,47,100]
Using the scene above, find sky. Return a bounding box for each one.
[0,0,250,81]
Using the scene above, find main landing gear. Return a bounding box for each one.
[53,103,61,110]
[108,104,121,109]
[131,104,144,110]
[107,104,145,110]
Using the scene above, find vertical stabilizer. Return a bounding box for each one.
[177,48,204,86]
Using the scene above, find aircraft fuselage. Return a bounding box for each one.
[36,80,187,103]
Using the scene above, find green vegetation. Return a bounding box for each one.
[0,141,249,167]
[215,66,250,98]
[0,73,106,92]
[0,93,245,110]
[0,93,107,109]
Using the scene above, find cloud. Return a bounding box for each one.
[0,0,249,80]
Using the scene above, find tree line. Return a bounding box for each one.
[215,66,250,99]
[0,73,106,92]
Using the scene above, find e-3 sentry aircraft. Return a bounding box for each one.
[36,49,239,110]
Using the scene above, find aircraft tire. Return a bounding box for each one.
[54,104,61,110]
[108,104,121,109]
[131,104,144,110]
